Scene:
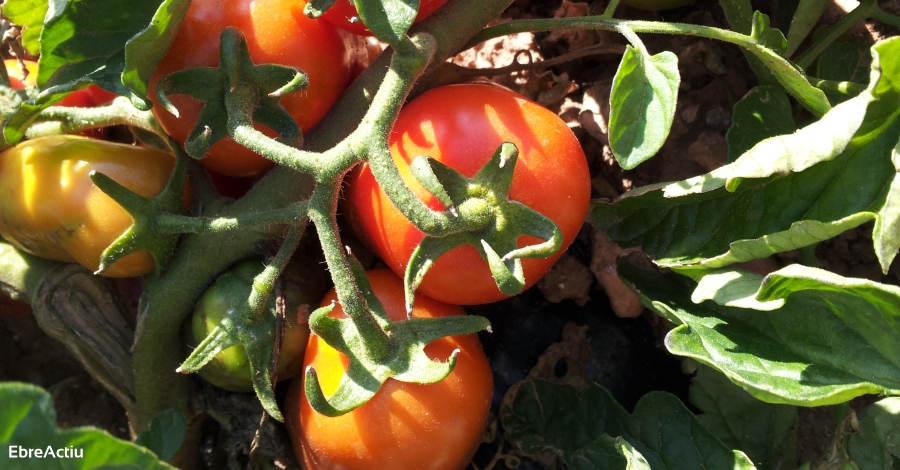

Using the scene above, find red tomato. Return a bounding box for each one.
[285,269,492,470]
[0,293,31,317]
[150,0,366,177]
[321,0,448,36]
[5,59,112,138]
[343,84,591,305]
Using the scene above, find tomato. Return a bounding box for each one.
[321,0,448,36]
[150,0,367,177]
[187,256,327,392]
[4,59,113,139]
[285,269,492,470]
[343,84,591,305]
[0,135,186,277]
[622,0,694,11]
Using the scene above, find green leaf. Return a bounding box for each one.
[1,0,48,55]
[134,409,186,462]
[817,41,872,85]
[0,382,175,469]
[352,0,419,44]
[784,0,828,57]
[726,86,797,162]
[608,45,680,170]
[687,268,785,311]
[591,37,900,272]
[848,397,900,469]
[617,256,900,406]
[747,12,831,117]
[690,365,798,468]
[501,379,756,469]
[122,0,193,109]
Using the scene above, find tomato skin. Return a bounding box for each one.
[321,0,448,36]
[150,0,366,177]
[187,257,326,392]
[285,269,492,470]
[5,59,111,139]
[343,84,591,305]
[0,135,184,277]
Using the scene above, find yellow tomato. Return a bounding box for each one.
[0,135,181,277]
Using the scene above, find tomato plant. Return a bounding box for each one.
[5,59,110,139]
[622,0,694,11]
[322,0,448,36]
[186,257,326,392]
[344,83,591,305]
[0,135,185,277]
[285,269,492,470]
[149,0,366,177]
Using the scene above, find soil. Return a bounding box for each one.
[2,0,900,469]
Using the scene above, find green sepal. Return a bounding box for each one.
[351,0,420,44]
[403,142,563,309]
[304,0,339,18]
[155,27,308,159]
[304,257,491,417]
[90,147,191,276]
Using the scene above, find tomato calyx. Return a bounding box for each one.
[305,0,418,45]
[155,27,309,160]
[403,142,564,310]
[178,227,304,421]
[303,258,490,417]
[89,146,190,276]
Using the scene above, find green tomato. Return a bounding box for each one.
[187,256,328,392]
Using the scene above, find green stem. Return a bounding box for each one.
[602,0,621,19]
[871,6,900,29]
[795,0,878,70]
[247,225,303,322]
[462,17,758,54]
[308,181,392,360]
[807,76,867,97]
[25,97,167,139]
[156,201,309,234]
[0,241,62,302]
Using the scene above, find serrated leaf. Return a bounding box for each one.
[847,397,900,469]
[135,409,186,462]
[591,37,900,272]
[785,0,828,57]
[690,366,798,468]
[0,382,176,469]
[502,379,756,469]
[352,0,418,44]
[618,256,900,406]
[608,45,680,170]
[726,86,796,162]
[1,0,48,55]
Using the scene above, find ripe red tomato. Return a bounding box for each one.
[343,84,591,305]
[5,59,112,139]
[150,0,366,177]
[285,269,492,470]
[321,0,448,36]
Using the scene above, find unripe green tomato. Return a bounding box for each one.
[187,256,328,392]
[623,0,694,11]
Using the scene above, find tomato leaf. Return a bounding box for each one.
[617,255,900,406]
[608,45,680,170]
[847,398,900,467]
[725,85,796,162]
[352,0,419,44]
[690,365,798,468]
[501,379,756,469]
[784,0,829,57]
[591,37,900,273]
[0,382,176,469]
[746,12,831,117]
[1,0,47,56]
[816,40,872,89]
[135,409,186,463]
